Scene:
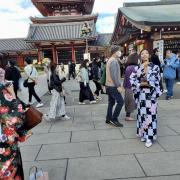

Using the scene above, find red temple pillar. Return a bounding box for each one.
[52,45,57,64]
[38,47,41,64]
[71,43,75,62]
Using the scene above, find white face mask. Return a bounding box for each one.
[116,51,122,58]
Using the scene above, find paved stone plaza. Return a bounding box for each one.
[19,80,180,180]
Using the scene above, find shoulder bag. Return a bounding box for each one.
[23,67,33,88]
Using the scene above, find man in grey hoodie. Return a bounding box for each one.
[105,45,124,127]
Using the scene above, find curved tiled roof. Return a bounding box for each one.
[26,21,98,42]
[90,33,112,47]
[120,3,180,26]
[0,38,35,53]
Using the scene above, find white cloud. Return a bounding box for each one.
[96,16,116,33]
[93,0,123,14]
[0,0,41,38]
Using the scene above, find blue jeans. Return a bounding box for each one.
[165,79,174,97]
[177,67,180,81]
[106,86,124,122]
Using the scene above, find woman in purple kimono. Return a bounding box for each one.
[130,50,162,148]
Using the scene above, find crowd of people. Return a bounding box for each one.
[1,44,180,178]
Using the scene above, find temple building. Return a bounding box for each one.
[0,0,111,67]
[111,0,180,61]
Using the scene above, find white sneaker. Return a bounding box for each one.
[176,82,180,85]
[145,139,152,148]
[28,102,33,105]
[79,102,85,105]
[96,96,102,101]
[163,89,167,93]
[62,115,71,120]
[90,100,96,104]
[141,137,146,142]
[36,103,44,108]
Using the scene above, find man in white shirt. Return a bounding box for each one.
[24,57,43,108]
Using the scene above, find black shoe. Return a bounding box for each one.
[106,120,110,124]
[101,91,106,94]
[110,120,123,127]
[166,96,170,100]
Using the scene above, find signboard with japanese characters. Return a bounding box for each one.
[153,40,164,62]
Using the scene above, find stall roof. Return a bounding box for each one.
[120,3,180,26]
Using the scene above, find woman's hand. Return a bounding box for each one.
[140,82,150,87]
[117,86,124,93]
[6,85,16,99]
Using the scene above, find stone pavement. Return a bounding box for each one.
[19,79,180,180]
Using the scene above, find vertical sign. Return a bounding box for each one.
[153,40,164,62]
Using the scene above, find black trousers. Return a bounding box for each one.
[69,71,75,80]
[47,79,52,93]
[27,82,41,103]
[13,85,18,98]
[79,82,94,102]
[93,80,102,96]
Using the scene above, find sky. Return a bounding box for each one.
[0,0,159,39]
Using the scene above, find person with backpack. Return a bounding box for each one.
[162,50,179,100]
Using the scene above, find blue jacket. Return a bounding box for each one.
[163,54,179,79]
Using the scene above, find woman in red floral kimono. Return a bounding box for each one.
[0,68,32,179]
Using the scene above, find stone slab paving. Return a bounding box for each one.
[117,175,180,180]
[37,142,100,160]
[99,139,164,156]
[22,132,71,146]
[20,145,41,162]
[19,79,180,180]
[136,151,180,176]
[67,155,145,180]
[71,129,123,142]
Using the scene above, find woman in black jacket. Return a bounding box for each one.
[44,64,70,121]
[92,58,103,100]
[5,59,21,98]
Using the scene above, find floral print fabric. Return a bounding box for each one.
[0,83,28,179]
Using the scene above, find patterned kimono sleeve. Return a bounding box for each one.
[148,65,162,99]
[130,66,141,102]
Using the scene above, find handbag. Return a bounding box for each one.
[75,70,81,82]
[23,67,33,88]
[24,106,43,130]
[29,166,49,180]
